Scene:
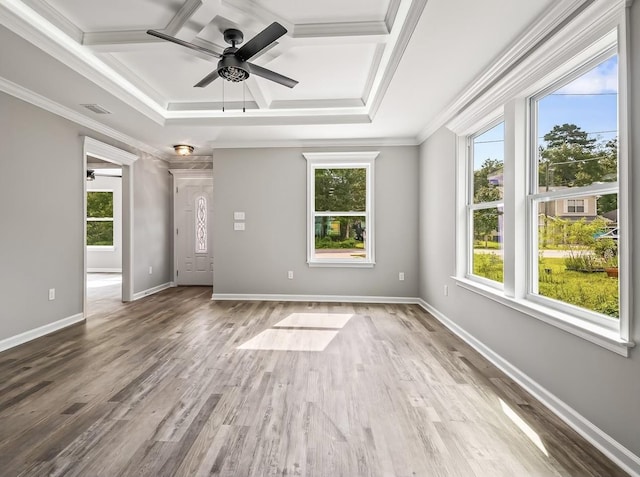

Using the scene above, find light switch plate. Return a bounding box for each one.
[234,222,245,231]
[234,211,245,220]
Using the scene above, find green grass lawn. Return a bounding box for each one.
[473,254,619,318]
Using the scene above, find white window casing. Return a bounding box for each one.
[303,152,378,268]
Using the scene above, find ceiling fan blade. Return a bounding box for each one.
[248,63,298,88]
[194,70,220,88]
[236,22,287,61]
[147,30,222,59]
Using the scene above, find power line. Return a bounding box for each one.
[550,92,617,96]
[474,129,617,144]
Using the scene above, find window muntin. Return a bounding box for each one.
[304,152,376,267]
[529,53,619,322]
[468,122,504,284]
[86,191,114,246]
[567,199,585,213]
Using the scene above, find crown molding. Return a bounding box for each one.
[21,0,82,42]
[210,137,419,150]
[366,0,428,119]
[0,76,167,160]
[385,0,402,31]
[0,0,167,124]
[293,21,388,38]
[165,0,202,36]
[417,0,597,142]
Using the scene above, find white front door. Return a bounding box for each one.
[175,178,213,286]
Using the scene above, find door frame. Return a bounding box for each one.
[169,169,214,286]
[83,137,138,313]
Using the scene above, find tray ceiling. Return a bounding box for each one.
[0,0,555,157]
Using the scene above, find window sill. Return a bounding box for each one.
[87,246,115,252]
[453,277,634,357]
[308,260,375,268]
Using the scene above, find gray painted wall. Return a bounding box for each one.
[212,146,419,297]
[418,9,640,456]
[0,92,172,342]
[133,152,172,294]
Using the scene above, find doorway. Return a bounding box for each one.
[83,137,137,316]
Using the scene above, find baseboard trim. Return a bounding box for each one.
[87,268,122,273]
[211,293,419,304]
[0,313,85,354]
[417,299,640,477]
[132,282,174,301]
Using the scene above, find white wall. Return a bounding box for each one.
[87,175,122,272]
[212,146,419,298]
[0,92,172,343]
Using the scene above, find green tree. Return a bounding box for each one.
[473,158,502,202]
[473,185,502,248]
[315,168,366,240]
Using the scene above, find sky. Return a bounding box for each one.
[473,55,618,170]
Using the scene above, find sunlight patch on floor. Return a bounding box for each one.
[273,312,353,329]
[237,329,339,352]
[500,398,549,457]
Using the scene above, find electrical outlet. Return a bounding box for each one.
[234,211,245,220]
[398,272,405,281]
[234,222,245,231]
[444,285,449,296]
[48,288,55,300]
[149,266,153,275]
[288,271,294,280]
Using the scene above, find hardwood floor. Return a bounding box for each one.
[0,287,627,477]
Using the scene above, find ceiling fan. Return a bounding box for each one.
[147,22,298,89]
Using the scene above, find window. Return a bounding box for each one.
[468,122,505,284]
[530,53,619,322]
[86,191,114,246]
[567,199,585,213]
[195,196,207,253]
[454,22,631,355]
[303,152,378,267]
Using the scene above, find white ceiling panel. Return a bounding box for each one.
[44,0,179,32]
[254,0,391,24]
[259,44,377,101]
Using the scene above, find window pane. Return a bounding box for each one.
[87,221,113,246]
[314,216,366,260]
[87,191,113,218]
[536,56,618,190]
[315,168,366,212]
[472,206,504,283]
[473,122,504,203]
[195,196,207,254]
[536,193,619,318]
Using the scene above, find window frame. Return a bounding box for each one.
[467,120,505,289]
[86,189,115,250]
[526,49,621,333]
[451,12,633,356]
[303,151,378,268]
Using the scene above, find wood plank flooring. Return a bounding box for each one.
[0,287,628,477]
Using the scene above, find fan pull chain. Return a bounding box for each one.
[222,80,225,112]
[243,81,246,113]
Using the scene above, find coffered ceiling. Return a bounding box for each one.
[0,0,555,158]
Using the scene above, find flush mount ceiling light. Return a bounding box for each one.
[174,145,194,156]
